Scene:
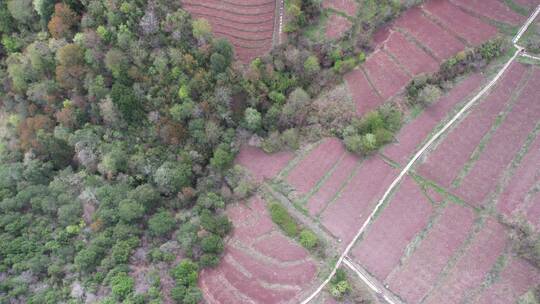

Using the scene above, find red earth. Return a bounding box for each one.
[451,0,525,25]
[362,50,411,100]
[325,14,352,40]
[320,156,397,244]
[344,68,383,115]
[497,134,540,216]
[386,203,475,304]
[424,218,508,304]
[322,0,357,16]
[182,0,276,63]
[417,62,528,189]
[383,72,484,164]
[200,196,317,303]
[394,7,465,60]
[235,145,294,182]
[455,68,540,207]
[343,0,501,116]
[286,138,346,194]
[475,258,540,304]
[383,31,439,75]
[350,177,434,281]
[423,0,498,45]
[306,151,359,216]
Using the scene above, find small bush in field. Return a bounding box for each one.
[299,229,318,249]
[342,107,401,155]
[269,202,298,237]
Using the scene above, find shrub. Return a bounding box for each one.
[110,272,134,300]
[329,269,351,300]
[269,202,298,237]
[299,229,318,249]
[170,259,199,285]
[415,84,442,107]
[282,128,299,150]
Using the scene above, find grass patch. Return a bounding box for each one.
[269,201,300,237]
[502,0,531,16]
[268,201,322,252]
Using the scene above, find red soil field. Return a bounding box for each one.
[351,177,434,281]
[235,145,293,182]
[200,196,317,303]
[325,14,352,40]
[306,152,359,216]
[252,233,309,262]
[320,156,397,244]
[182,0,276,63]
[451,0,525,25]
[394,7,465,60]
[362,50,411,100]
[497,133,540,216]
[476,258,540,304]
[455,68,540,207]
[417,62,528,188]
[423,0,498,45]
[344,68,383,115]
[322,0,357,16]
[286,138,346,194]
[424,218,508,304]
[384,31,439,75]
[383,72,484,164]
[386,203,475,304]
[227,246,316,286]
[372,25,392,46]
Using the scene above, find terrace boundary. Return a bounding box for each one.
[300,5,540,304]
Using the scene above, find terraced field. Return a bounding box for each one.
[199,196,318,303]
[198,1,540,303]
[344,0,526,115]
[181,0,278,63]
[348,61,540,304]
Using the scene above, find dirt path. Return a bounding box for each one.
[300,5,540,304]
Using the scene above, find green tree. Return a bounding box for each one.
[154,161,192,195]
[148,210,176,237]
[128,184,160,210]
[110,83,144,124]
[304,55,320,75]
[105,49,128,79]
[201,234,224,254]
[7,0,35,24]
[192,18,211,41]
[210,144,234,171]
[118,199,145,222]
[244,107,262,131]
